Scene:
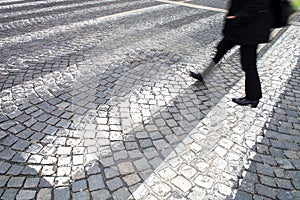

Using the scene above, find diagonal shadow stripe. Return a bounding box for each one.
[0,47,243,199]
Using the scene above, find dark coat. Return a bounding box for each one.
[223,0,275,45]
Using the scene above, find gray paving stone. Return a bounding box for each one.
[106,177,124,191]
[36,113,52,122]
[134,158,151,172]
[0,176,9,187]
[276,158,295,170]
[88,174,105,191]
[239,179,255,193]
[123,174,141,186]
[283,141,300,151]
[24,178,40,188]
[0,161,11,174]
[113,150,128,161]
[259,154,277,166]
[54,187,70,200]
[56,119,71,129]
[72,179,87,192]
[104,167,120,179]
[0,148,16,160]
[0,122,16,131]
[276,189,294,200]
[46,116,60,125]
[8,124,26,134]
[139,139,153,149]
[86,163,101,175]
[7,164,24,175]
[275,178,294,190]
[255,184,276,199]
[99,157,115,167]
[112,187,131,200]
[235,191,253,200]
[7,177,26,187]
[42,126,59,135]
[1,189,18,200]
[293,190,300,199]
[143,147,159,159]
[16,130,35,139]
[72,190,90,200]
[16,190,36,200]
[128,149,143,159]
[30,132,45,141]
[150,132,163,140]
[136,131,149,139]
[0,131,8,139]
[91,189,111,200]
[255,163,274,177]
[149,157,164,168]
[23,118,38,128]
[1,135,18,146]
[118,162,135,175]
[31,122,47,132]
[11,140,30,151]
[111,141,125,151]
[0,114,9,123]
[253,195,273,200]
[12,152,30,163]
[259,175,276,187]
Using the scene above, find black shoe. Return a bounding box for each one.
[232,97,259,108]
[189,71,203,82]
[189,61,216,82]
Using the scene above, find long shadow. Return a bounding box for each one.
[67,48,245,199]
[0,45,243,199]
[233,58,300,200]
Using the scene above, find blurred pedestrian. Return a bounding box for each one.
[190,0,275,108]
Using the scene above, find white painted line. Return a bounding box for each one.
[0,0,23,3]
[156,0,227,13]
[0,0,122,17]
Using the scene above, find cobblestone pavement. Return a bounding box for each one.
[0,0,299,199]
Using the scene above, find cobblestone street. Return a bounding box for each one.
[0,0,299,199]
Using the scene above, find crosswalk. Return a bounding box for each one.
[0,0,299,199]
[0,1,227,199]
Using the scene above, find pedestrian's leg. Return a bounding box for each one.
[189,37,235,81]
[240,44,262,100]
[212,38,235,64]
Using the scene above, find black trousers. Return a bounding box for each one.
[213,38,262,100]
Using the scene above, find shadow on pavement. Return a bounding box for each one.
[233,60,300,200]
[68,48,244,198]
